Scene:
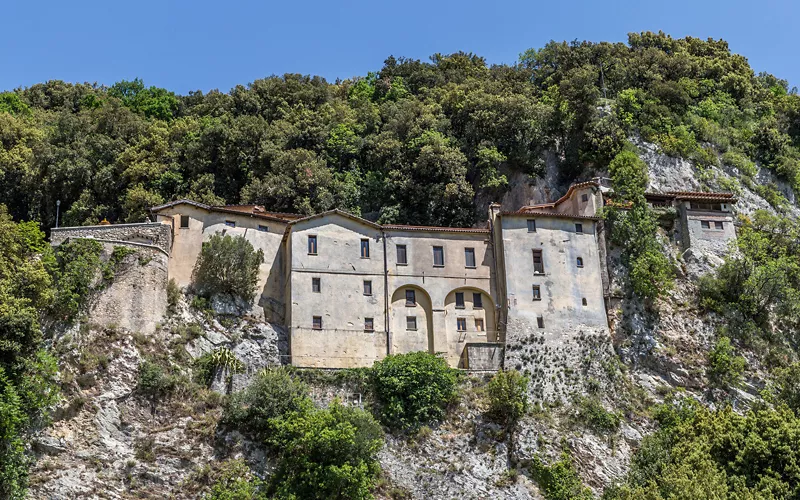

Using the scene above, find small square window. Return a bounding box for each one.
[225,220,236,228]
[455,292,465,309]
[364,317,374,332]
[405,289,416,306]
[575,223,583,234]
[701,220,710,229]
[527,219,537,232]
[312,316,322,330]
[457,318,467,332]
[537,315,544,328]
[360,239,370,258]
[180,215,190,228]
[363,280,372,296]
[532,285,541,300]
[475,318,485,332]
[308,235,318,254]
[582,298,587,306]
[258,224,269,232]
[581,193,589,202]
[433,246,445,267]
[473,293,483,308]
[715,221,724,230]
[312,277,321,293]
[576,257,584,268]
[465,248,476,268]
[406,316,417,330]
[397,244,408,265]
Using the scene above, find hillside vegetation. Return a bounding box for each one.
[2,31,799,230]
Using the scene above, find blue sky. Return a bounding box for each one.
[1,0,797,94]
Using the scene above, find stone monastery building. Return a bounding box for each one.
[51,180,738,371]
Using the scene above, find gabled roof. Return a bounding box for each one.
[287,209,383,230]
[150,199,294,224]
[521,180,599,211]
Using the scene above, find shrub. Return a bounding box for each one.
[50,238,104,321]
[191,234,264,302]
[205,459,266,500]
[530,452,593,500]
[767,363,800,413]
[136,360,177,409]
[485,370,529,429]
[268,401,384,499]
[166,279,181,314]
[370,352,459,431]
[222,368,311,440]
[575,396,621,435]
[707,336,746,390]
[193,348,244,388]
[721,150,757,178]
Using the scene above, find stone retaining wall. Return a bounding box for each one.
[51,223,172,255]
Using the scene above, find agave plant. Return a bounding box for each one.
[211,347,244,374]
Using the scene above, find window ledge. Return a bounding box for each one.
[465,266,477,269]
[455,306,465,309]
[397,263,408,266]
[433,265,445,268]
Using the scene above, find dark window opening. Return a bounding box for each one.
[312,277,321,293]
[397,244,407,265]
[258,224,269,232]
[532,285,541,300]
[715,221,724,229]
[180,215,189,228]
[364,317,374,332]
[527,219,536,232]
[475,318,485,331]
[582,298,587,306]
[363,280,372,296]
[308,235,318,254]
[225,220,236,228]
[360,239,370,258]
[577,257,584,268]
[405,289,416,306]
[312,316,322,330]
[581,194,589,202]
[701,220,710,229]
[473,293,483,308]
[575,223,583,234]
[455,292,465,309]
[433,246,444,267]
[533,250,544,274]
[457,318,467,332]
[406,316,417,330]
[465,248,476,268]
[537,316,544,328]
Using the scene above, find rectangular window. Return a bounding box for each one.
[464,248,476,268]
[455,292,465,309]
[364,317,374,332]
[533,250,544,274]
[363,280,372,296]
[180,215,190,228]
[308,235,318,254]
[406,316,417,330]
[575,223,583,234]
[532,285,541,300]
[405,289,416,306]
[715,221,724,230]
[225,220,236,228]
[701,220,710,229]
[577,257,584,268]
[433,246,445,267]
[312,277,321,293]
[257,224,269,232]
[537,316,544,329]
[581,193,589,202]
[457,318,467,332]
[473,293,483,308]
[360,239,370,258]
[527,219,537,232]
[312,316,322,330]
[475,318,485,332]
[396,244,408,265]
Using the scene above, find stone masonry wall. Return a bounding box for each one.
[51,223,172,255]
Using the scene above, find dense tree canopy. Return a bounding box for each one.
[1,32,799,230]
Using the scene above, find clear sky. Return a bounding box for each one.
[1,0,797,94]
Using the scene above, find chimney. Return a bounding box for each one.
[488,202,501,224]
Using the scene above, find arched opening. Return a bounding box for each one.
[443,287,497,341]
[390,285,434,355]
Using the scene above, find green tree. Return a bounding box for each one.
[191,234,265,302]
[707,336,746,390]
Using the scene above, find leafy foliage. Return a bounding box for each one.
[707,336,746,389]
[204,459,266,500]
[370,352,458,431]
[530,452,593,500]
[49,238,103,321]
[192,234,264,302]
[574,396,622,435]
[485,369,529,429]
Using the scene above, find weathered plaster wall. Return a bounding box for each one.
[51,223,172,254]
[289,215,386,368]
[88,242,168,334]
[679,204,737,256]
[154,206,288,322]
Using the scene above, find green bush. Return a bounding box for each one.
[485,370,529,429]
[204,459,266,500]
[193,348,244,388]
[530,452,593,500]
[370,352,459,431]
[574,396,621,435]
[768,363,800,413]
[50,238,104,321]
[721,150,757,178]
[192,234,264,302]
[166,278,181,314]
[136,360,177,409]
[268,401,384,499]
[222,368,312,440]
[707,336,746,390]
